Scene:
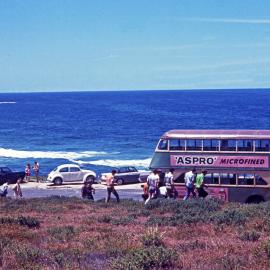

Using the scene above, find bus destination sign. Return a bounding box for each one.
[170,155,269,168]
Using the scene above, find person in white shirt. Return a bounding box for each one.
[164,168,177,198]
[183,168,197,200]
[145,169,160,204]
[0,182,8,197]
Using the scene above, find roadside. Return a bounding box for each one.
[6,180,143,201]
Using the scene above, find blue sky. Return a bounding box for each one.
[0,0,270,92]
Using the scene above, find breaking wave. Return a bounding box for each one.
[0,101,16,104]
[74,158,151,168]
[0,147,106,160]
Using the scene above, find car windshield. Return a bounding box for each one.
[1,167,11,173]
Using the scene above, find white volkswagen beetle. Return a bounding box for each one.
[47,164,96,185]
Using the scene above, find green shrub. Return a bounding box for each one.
[0,216,17,225]
[112,246,178,270]
[146,198,222,226]
[178,240,206,252]
[211,208,247,226]
[7,245,54,270]
[263,240,270,259]
[18,216,40,228]
[141,227,165,247]
[238,230,260,242]
[111,216,135,226]
[97,215,112,223]
[0,237,12,266]
[0,216,40,228]
[218,254,246,270]
[146,197,222,213]
[53,252,71,268]
[48,225,76,241]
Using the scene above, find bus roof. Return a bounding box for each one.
[162,130,270,139]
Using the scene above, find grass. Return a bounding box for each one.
[0,196,270,269]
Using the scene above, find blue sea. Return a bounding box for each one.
[0,89,269,175]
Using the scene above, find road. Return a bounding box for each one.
[5,181,144,201]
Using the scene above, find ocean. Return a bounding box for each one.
[0,89,269,175]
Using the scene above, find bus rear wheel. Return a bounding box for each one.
[246,195,265,204]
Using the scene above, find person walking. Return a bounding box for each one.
[183,168,197,200]
[81,181,95,201]
[33,161,40,183]
[141,182,149,202]
[164,168,177,199]
[13,179,22,198]
[145,169,160,204]
[195,170,208,198]
[0,182,8,197]
[24,163,31,182]
[105,170,120,203]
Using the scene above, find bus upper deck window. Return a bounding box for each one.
[255,140,270,152]
[237,140,253,151]
[203,139,219,151]
[158,139,168,150]
[220,139,236,151]
[169,139,185,150]
[186,139,202,151]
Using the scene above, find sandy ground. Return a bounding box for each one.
[5,181,144,201]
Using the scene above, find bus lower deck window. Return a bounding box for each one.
[238,174,254,185]
[220,173,236,185]
[255,175,267,185]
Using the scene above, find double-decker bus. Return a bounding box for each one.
[150,130,270,203]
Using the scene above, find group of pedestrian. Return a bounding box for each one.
[142,167,208,204]
[143,168,178,204]
[24,161,40,183]
[0,178,23,198]
[184,168,208,200]
[0,164,208,202]
[0,161,40,199]
[81,169,120,203]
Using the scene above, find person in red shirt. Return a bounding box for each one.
[24,163,31,182]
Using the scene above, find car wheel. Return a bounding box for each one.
[85,175,95,183]
[54,177,62,185]
[116,178,124,185]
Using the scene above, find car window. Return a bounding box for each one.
[59,167,68,173]
[119,168,128,173]
[1,167,11,173]
[70,167,80,172]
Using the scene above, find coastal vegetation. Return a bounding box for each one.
[0,197,270,269]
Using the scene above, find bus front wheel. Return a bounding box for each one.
[246,195,265,204]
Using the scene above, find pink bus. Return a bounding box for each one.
[150,130,270,203]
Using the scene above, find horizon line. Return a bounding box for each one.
[0,87,270,94]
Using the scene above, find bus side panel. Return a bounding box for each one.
[227,187,270,203]
[174,185,228,202]
[207,187,228,201]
